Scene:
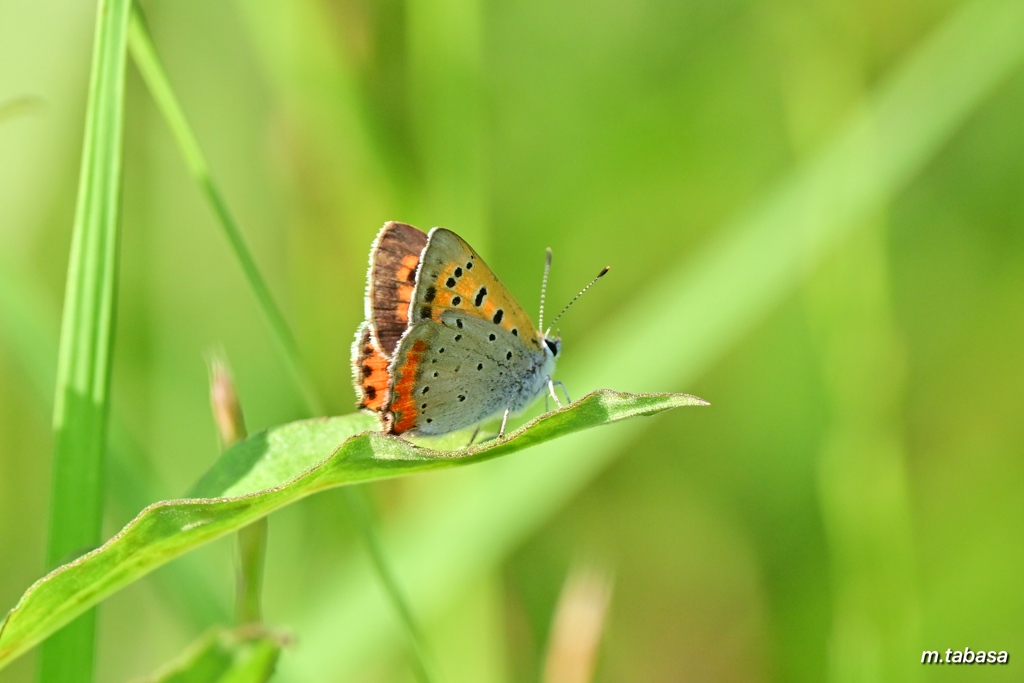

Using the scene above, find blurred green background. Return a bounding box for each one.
[2,0,1023,681]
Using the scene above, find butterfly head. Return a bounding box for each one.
[542,334,561,359]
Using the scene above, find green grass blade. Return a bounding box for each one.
[806,228,919,681]
[38,0,132,680]
[0,391,702,670]
[126,7,324,417]
[277,0,1024,677]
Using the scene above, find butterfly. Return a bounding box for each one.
[352,222,605,438]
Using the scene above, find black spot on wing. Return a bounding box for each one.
[474,287,487,306]
[364,385,376,400]
[424,286,436,302]
[446,277,456,287]
[420,306,431,320]
[493,309,503,324]
[452,296,461,306]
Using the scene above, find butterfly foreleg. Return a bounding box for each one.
[467,426,481,447]
[546,377,563,409]
[553,380,571,405]
[499,406,512,438]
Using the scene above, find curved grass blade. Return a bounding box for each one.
[0,390,705,670]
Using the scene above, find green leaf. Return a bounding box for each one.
[41,0,133,679]
[0,390,704,670]
[132,626,286,683]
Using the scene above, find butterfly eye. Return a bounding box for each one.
[544,338,560,356]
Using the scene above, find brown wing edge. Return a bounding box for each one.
[364,221,429,356]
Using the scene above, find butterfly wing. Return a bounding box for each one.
[353,222,428,412]
[409,229,544,354]
[385,312,551,435]
[352,322,391,411]
[364,221,429,356]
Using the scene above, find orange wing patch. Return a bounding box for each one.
[395,254,419,286]
[413,229,543,352]
[352,324,390,411]
[385,338,429,434]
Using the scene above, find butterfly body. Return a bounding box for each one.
[353,222,561,437]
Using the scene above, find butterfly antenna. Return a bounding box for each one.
[538,248,553,331]
[546,265,610,334]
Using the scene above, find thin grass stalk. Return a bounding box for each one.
[39,0,133,680]
[342,489,439,683]
[209,357,267,626]
[127,7,323,417]
[127,9,436,678]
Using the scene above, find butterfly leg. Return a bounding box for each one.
[553,380,572,404]
[546,377,563,409]
[499,406,512,438]
[466,426,481,447]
